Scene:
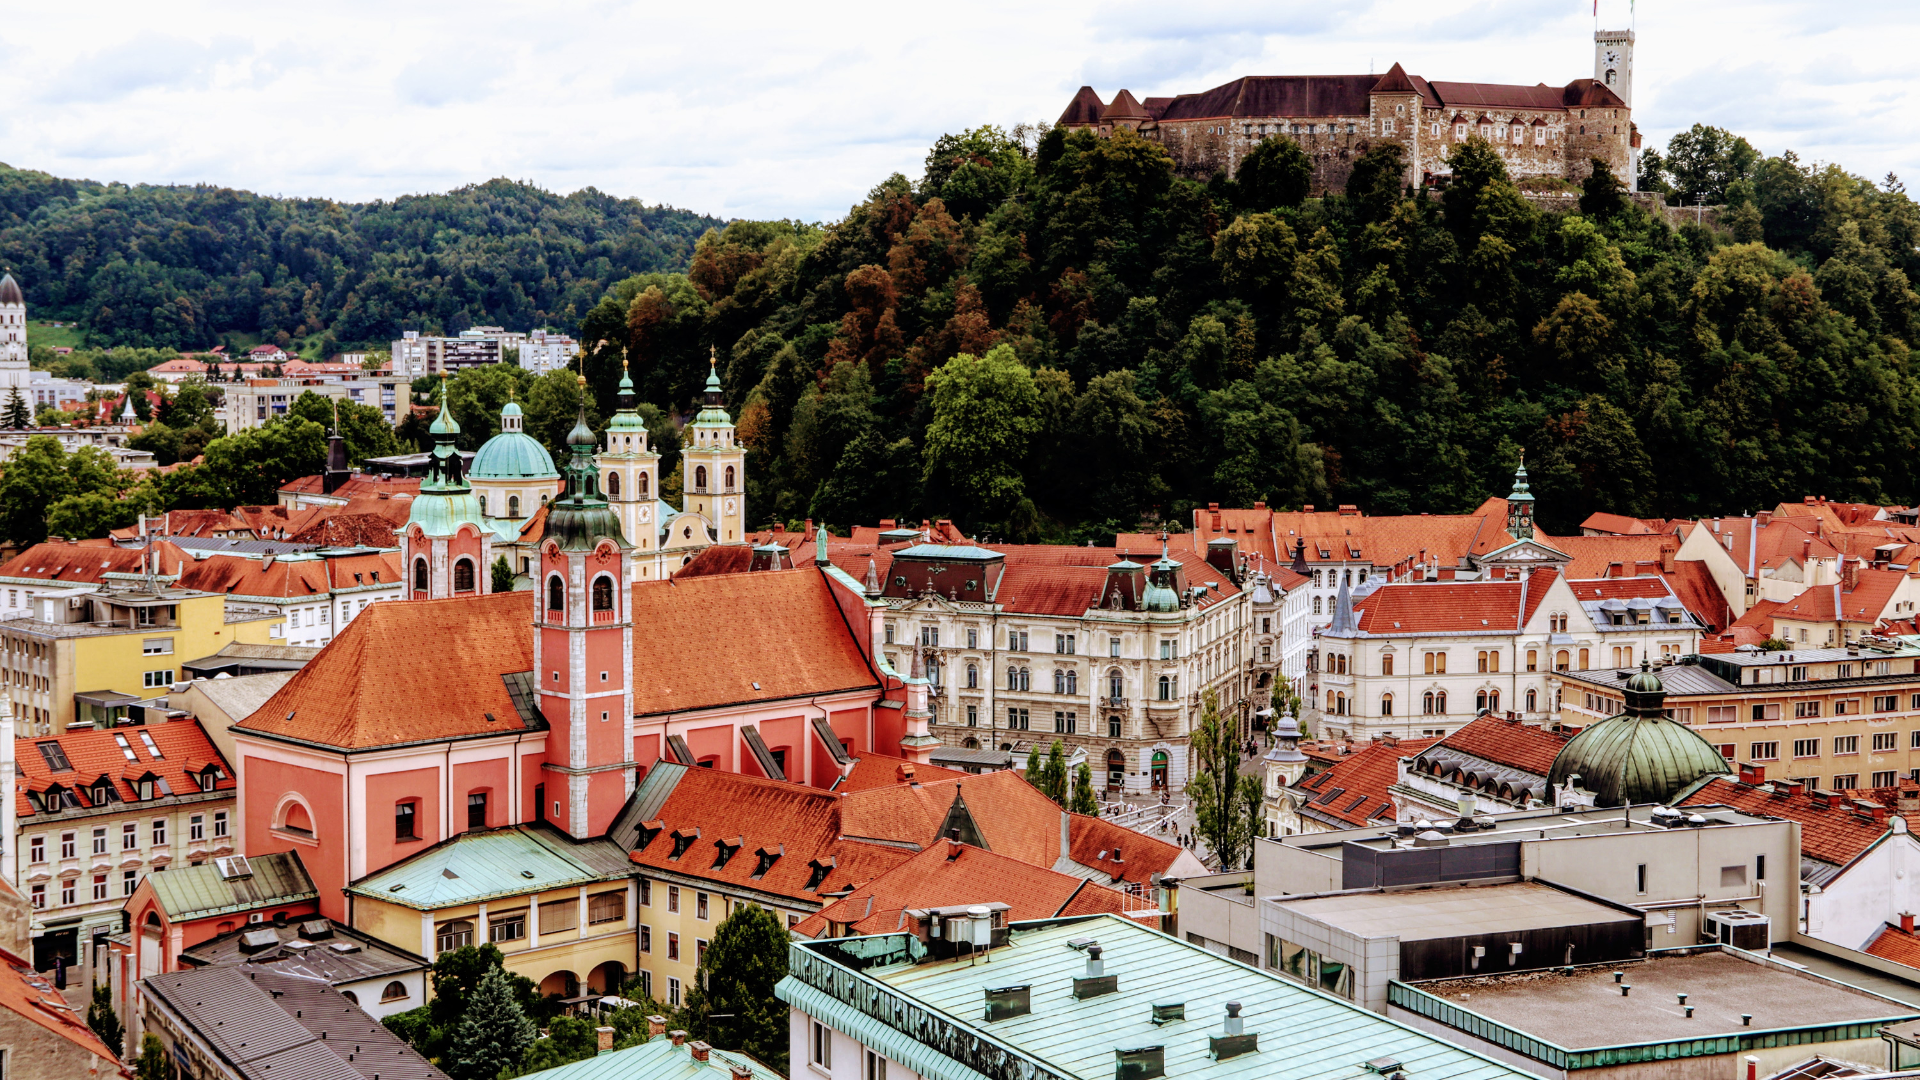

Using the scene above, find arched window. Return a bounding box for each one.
[1054,669,1066,694]
[695,465,708,490]
[608,472,620,497]
[639,473,650,495]
[508,495,520,518]
[1007,666,1018,689]
[1381,693,1394,716]
[1019,668,1030,691]
[381,981,409,1002]
[1065,670,1077,695]
[1109,671,1123,702]
[1555,650,1570,672]
[966,664,978,689]
[724,465,735,490]
[547,576,565,612]
[1423,691,1436,715]
[1326,690,1336,712]
[1526,688,1538,712]
[1157,675,1172,700]
[1476,690,1489,714]
[1489,689,1501,713]
[1312,596,1322,615]
[592,576,614,612]
[477,495,487,515]
[413,557,428,593]
[1436,691,1447,714]
[452,559,475,594]
[341,990,359,1005]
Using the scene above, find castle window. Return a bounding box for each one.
[724,465,735,490]
[453,559,476,594]
[547,576,565,612]
[592,576,614,612]
[1455,124,1466,140]
[413,558,428,593]
[695,465,708,490]
[608,472,620,497]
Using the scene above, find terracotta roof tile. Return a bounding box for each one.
[0,945,122,1065]
[1428,713,1570,776]
[1351,574,1551,635]
[0,540,192,584]
[836,751,968,793]
[1294,738,1439,826]
[792,840,1131,938]
[1866,923,1920,969]
[1679,775,1907,868]
[16,719,233,819]
[1770,568,1907,624]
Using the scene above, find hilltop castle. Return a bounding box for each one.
[1059,30,1637,194]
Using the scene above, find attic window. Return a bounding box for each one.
[752,845,783,879]
[634,820,664,851]
[711,837,742,869]
[91,782,114,806]
[669,828,701,861]
[805,858,835,890]
[35,743,72,773]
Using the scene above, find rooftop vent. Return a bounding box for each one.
[297,920,333,941]
[1116,1045,1165,1080]
[984,984,1031,1022]
[1209,1002,1258,1061]
[1364,1057,1403,1075]
[213,855,253,880]
[238,928,280,954]
[1150,1002,1185,1025]
[1073,944,1118,1000]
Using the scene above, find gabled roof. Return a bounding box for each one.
[173,551,402,602]
[1771,568,1908,624]
[1294,737,1438,827]
[791,839,1135,939]
[1426,713,1570,777]
[347,825,631,911]
[835,751,968,793]
[1346,569,1558,636]
[141,964,446,1080]
[1371,62,1416,94]
[1154,75,1382,121]
[16,719,234,818]
[1100,89,1150,121]
[1678,776,1912,870]
[147,851,317,923]
[0,944,123,1067]
[1866,923,1920,970]
[236,591,536,750]
[0,540,192,584]
[1580,513,1670,536]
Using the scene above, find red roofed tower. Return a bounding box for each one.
[535,379,636,838]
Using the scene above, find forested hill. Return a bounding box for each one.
[0,164,723,351]
[561,125,1920,540]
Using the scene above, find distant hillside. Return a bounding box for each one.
[0,164,724,352]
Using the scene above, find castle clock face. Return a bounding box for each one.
[1605,50,1618,65]
[639,506,651,523]
[725,498,737,515]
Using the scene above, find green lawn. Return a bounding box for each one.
[27,320,84,350]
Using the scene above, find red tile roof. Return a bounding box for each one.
[1350,569,1558,635]
[791,839,1133,938]
[237,591,536,749]
[630,767,911,902]
[0,541,192,584]
[1679,775,1915,867]
[0,945,123,1068]
[278,475,422,500]
[628,570,878,716]
[836,752,968,793]
[1866,923,1920,969]
[174,552,402,601]
[1770,567,1908,625]
[1124,504,1514,575]
[1429,713,1570,776]
[1294,737,1439,827]
[16,719,233,819]
[1580,513,1669,535]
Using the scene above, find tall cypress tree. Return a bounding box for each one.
[3,386,29,429]
[685,902,790,1072]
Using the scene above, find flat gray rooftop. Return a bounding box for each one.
[1409,950,1915,1047]
[1281,803,1777,856]
[1275,882,1639,942]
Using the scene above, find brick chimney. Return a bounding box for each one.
[690,1041,712,1062]
[597,1026,616,1054]
[1738,762,1766,786]
[648,1015,669,1037]
[671,1030,688,1047]
[1903,912,1915,935]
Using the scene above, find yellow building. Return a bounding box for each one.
[1,581,282,736]
[347,825,638,1002]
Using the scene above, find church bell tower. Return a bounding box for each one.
[682,351,746,544]
[1595,28,1633,107]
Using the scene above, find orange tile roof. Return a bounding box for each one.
[1294,738,1439,826]
[791,839,1132,937]
[279,475,422,499]
[0,540,193,584]
[630,767,911,902]
[0,945,123,1068]
[1679,775,1910,867]
[1122,504,1514,573]
[628,570,878,716]
[16,719,233,820]
[836,751,968,793]
[1550,534,1679,580]
[1428,713,1570,776]
[237,591,536,750]
[1350,569,1558,635]
[1866,923,1920,969]
[1579,513,1669,535]
[1770,567,1908,624]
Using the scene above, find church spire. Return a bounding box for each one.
[1506,451,1535,540]
[421,375,468,493]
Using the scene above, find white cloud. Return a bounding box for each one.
[0,0,1915,219]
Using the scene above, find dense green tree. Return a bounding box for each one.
[683,901,790,1072]
[136,1033,173,1080]
[921,346,1040,529]
[1236,138,1312,211]
[1070,761,1099,815]
[198,418,327,506]
[48,491,145,540]
[0,437,125,546]
[491,555,515,593]
[445,966,537,1080]
[1661,124,1761,205]
[87,981,123,1057]
[3,386,28,428]
[286,392,401,464]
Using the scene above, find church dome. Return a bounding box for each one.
[470,401,558,481]
[1547,662,1729,808]
[0,274,22,306]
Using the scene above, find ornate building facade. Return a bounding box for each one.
[1058,30,1637,193]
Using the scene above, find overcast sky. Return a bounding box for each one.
[2,0,1913,223]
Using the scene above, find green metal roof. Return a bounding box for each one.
[472,430,559,480]
[780,916,1537,1080]
[523,1036,782,1080]
[347,825,633,911]
[1548,664,1730,808]
[148,851,317,922]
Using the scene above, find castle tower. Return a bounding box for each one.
[1506,453,1535,541]
[534,379,635,839]
[682,351,746,544]
[1595,29,1634,107]
[401,377,493,599]
[601,360,665,577]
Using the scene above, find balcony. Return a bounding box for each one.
[592,609,617,624]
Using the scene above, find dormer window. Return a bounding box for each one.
[669,828,701,861]
[634,819,664,850]
[752,845,783,879]
[805,858,835,891]
[711,836,742,869]
[91,783,112,806]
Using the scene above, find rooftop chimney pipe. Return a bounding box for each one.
[1224,1003,1243,1036]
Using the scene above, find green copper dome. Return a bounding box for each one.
[608,362,649,436]
[691,354,732,429]
[409,378,489,537]
[471,430,558,480]
[1143,536,1181,613]
[1547,662,1730,808]
[542,380,627,552]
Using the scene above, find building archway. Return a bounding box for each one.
[540,970,580,1000]
[1106,749,1125,792]
[589,961,627,996]
[1151,751,1169,789]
